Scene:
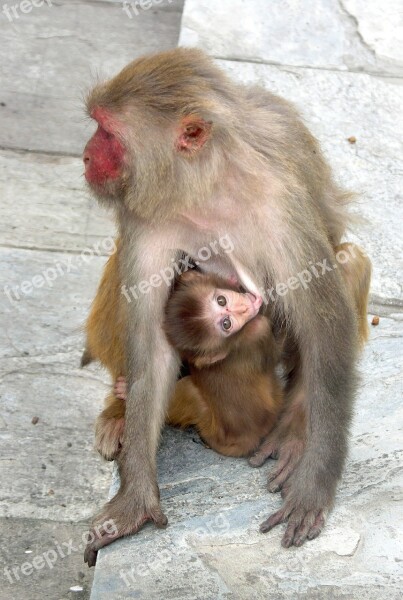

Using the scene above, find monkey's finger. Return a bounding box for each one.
[259,505,291,534]
[293,511,318,547]
[307,511,326,540]
[84,525,120,567]
[84,544,98,568]
[280,482,291,499]
[149,507,168,528]
[267,453,295,492]
[281,518,301,548]
[248,441,277,467]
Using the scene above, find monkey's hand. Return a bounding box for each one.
[259,456,333,547]
[84,486,168,567]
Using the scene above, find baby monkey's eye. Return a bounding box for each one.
[222,317,232,331]
[217,295,227,306]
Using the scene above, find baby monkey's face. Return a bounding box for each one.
[209,288,263,336]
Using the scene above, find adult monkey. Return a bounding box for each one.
[83,48,358,565]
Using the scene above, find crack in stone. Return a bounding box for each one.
[338,0,377,60]
[215,55,402,80]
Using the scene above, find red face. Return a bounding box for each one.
[83,108,125,189]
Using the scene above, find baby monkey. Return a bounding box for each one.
[86,266,283,459]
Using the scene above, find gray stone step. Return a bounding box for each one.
[180,0,403,77]
[0,0,185,155]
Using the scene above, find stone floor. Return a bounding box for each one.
[0,1,402,599]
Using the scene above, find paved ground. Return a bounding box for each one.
[0,2,184,599]
[0,1,402,599]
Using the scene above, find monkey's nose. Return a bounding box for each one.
[83,154,90,165]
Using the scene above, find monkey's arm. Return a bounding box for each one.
[84,241,181,567]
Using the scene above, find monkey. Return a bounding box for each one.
[82,48,365,564]
[165,270,284,458]
[84,242,371,463]
[85,267,284,459]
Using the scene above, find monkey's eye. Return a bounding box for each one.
[222,317,232,331]
[217,295,227,306]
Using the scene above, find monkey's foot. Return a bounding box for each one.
[114,376,127,400]
[84,492,168,567]
[259,461,332,547]
[260,503,327,548]
[249,434,304,492]
[95,415,125,461]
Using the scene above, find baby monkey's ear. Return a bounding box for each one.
[179,269,203,283]
[193,350,228,369]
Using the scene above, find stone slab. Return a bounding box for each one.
[0,247,113,597]
[0,150,114,252]
[91,315,403,599]
[0,246,115,522]
[0,518,96,600]
[179,0,403,76]
[0,0,185,155]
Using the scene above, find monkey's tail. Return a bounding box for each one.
[80,348,93,368]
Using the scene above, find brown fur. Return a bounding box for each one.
[165,276,283,457]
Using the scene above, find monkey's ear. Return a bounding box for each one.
[179,269,203,283]
[176,116,212,153]
[193,351,228,369]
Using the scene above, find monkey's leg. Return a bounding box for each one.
[252,243,371,491]
[168,379,257,457]
[257,238,359,548]
[83,239,126,378]
[96,375,207,461]
[166,377,207,428]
